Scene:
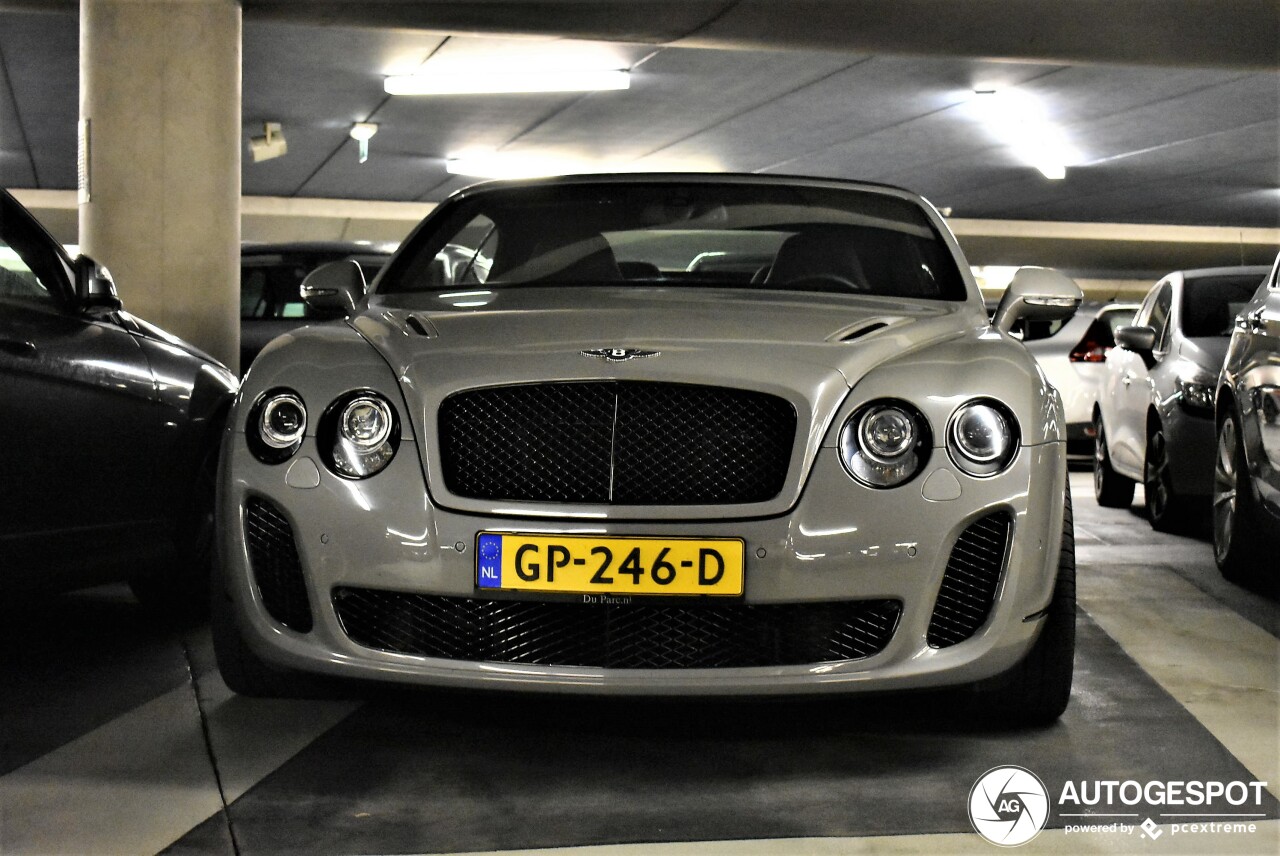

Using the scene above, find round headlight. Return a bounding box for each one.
[247,389,307,464]
[948,401,1017,476]
[261,394,307,449]
[321,391,400,479]
[341,397,392,448]
[839,400,931,488]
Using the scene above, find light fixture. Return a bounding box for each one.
[248,122,287,162]
[967,89,1079,180]
[349,123,378,164]
[385,68,629,96]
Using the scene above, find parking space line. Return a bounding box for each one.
[0,670,358,854]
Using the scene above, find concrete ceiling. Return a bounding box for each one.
[0,1,1277,238]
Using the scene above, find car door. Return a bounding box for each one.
[1109,282,1171,474]
[0,193,163,586]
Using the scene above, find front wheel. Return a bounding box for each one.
[1144,423,1185,532]
[1213,412,1264,583]
[1093,414,1135,508]
[130,443,217,622]
[968,488,1076,726]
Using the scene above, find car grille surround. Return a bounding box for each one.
[332,588,902,669]
[437,381,797,505]
[243,497,314,632]
[926,512,1013,648]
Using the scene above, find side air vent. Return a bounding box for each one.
[926,512,1013,648]
[243,497,313,632]
[405,315,432,336]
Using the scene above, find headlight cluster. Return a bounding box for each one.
[246,387,401,479]
[1176,375,1215,414]
[838,397,1019,487]
[946,400,1019,477]
[839,401,932,488]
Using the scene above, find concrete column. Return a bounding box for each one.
[79,0,241,372]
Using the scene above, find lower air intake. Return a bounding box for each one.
[926,512,1013,648]
[332,589,901,669]
[244,497,313,632]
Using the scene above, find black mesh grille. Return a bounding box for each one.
[438,382,796,505]
[332,588,900,669]
[244,497,313,632]
[926,512,1013,648]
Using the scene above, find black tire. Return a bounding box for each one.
[1093,414,1135,508]
[130,444,217,622]
[970,487,1076,726]
[210,555,342,698]
[1144,421,1185,532]
[1213,411,1265,583]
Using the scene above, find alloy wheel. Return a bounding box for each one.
[1213,417,1238,564]
[1145,428,1172,522]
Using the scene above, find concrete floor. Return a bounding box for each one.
[1,471,1276,855]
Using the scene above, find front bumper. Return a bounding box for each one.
[217,433,1067,696]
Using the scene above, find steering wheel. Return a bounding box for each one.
[783,274,866,294]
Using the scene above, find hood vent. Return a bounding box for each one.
[829,319,893,343]
[405,315,433,337]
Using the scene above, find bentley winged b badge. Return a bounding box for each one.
[580,347,661,362]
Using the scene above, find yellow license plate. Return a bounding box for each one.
[476,533,744,597]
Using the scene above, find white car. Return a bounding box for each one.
[1020,302,1138,459]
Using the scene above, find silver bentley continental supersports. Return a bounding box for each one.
[214,174,1082,724]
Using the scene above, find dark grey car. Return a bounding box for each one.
[240,241,394,372]
[1214,253,1280,584]
[0,189,237,612]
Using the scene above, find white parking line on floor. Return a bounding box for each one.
[0,666,358,854]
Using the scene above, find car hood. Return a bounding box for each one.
[350,287,984,519]
[359,286,977,397]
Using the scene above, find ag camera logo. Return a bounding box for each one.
[969,766,1051,847]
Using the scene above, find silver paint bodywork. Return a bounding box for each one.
[218,175,1069,695]
[1218,255,1280,519]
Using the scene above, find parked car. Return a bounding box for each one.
[1093,265,1270,530]
[1213,253,1280,583]
[1019,301,1139,460]
[240,241,395,371]
[213,173,1082,724]
[0,189,237,612]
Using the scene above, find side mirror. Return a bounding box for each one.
[74,255,122,312]
[1115,325,1157,353]
[992,266,1083,334]
[300,259,365,318]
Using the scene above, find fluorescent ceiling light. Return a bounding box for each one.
[386,68,629,96]
[968,89,1080,180]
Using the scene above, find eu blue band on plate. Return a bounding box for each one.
[477,533,503,588]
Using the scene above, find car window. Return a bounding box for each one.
[0,243,58,305]
[1181,273,1266,337]
[383,182,966,301]
[1148,284,1173,350]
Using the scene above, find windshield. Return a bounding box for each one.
[380,181,967,301]
[1181,273,1265,337]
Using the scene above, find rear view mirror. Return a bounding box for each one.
[992,267,1082,334]
[1115,325,1157,353]
[74,255,122,312]
[300,260,365,318]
